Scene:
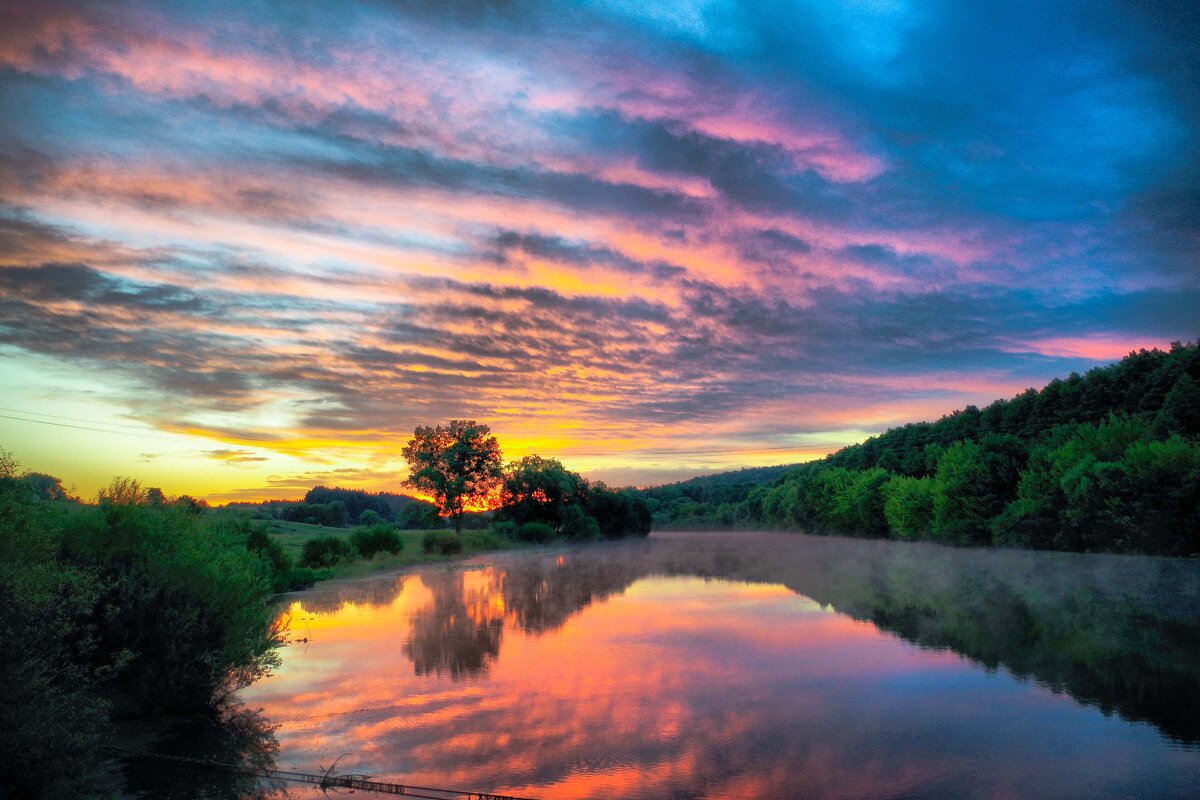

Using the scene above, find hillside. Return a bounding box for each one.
[641,342,1200,554]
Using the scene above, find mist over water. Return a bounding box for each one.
[217,532,1200,799]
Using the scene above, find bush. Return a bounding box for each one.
[350,524,403,559]
[490,519,518,539]
[244,526,308,593]
[463,529,507,550]
[275,566,325,592]
[558,504,600,541]
[299,535,357,568]
[44,502,282,715]
[0,460,283,796]
[516,521,556,543]
[422,530,463,555]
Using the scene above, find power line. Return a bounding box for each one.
[0,413,196,444]
[0,402,1152,466]
[0,408,845,458]
[0,406,173,432]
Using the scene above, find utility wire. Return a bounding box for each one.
[0,403,1156,463]
[0,408,843,458]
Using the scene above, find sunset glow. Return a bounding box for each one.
[2,1,1197,500]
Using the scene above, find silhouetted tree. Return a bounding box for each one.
[402,420,503,535]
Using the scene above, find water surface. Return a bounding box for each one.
[223,532,1200,798]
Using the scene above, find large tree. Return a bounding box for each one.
[501,455,581,529]
[402,420,503,535]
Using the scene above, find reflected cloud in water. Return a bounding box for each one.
[240,533,1200,799]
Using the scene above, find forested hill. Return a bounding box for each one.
[641,341,1200,555]
[642,465,793,509]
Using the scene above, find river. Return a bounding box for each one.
[128,531,1200,799]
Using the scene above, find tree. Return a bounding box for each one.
[98,476,148,506]
[883,475,935,539]
[501,455,581,529]
[402,420,503,535]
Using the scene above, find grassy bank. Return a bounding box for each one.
[260,519,522,581]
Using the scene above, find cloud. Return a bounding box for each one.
[0,0,1197,489]
[205,448,269,464]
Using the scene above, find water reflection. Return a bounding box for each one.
[406,571,504,678]
[120,702,282,799]
[240,533,1200,799]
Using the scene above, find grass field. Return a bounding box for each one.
[255,517,519,576]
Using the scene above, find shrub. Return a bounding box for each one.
[275,566,324,592]
[490,519,518,539]
[59,502,281,713]
[558,504,600,541]
[350,524,403,559]
[299,535,357,568]
[245,526,305,592]
[516,521,556,543]
[422,530,463,555]
[463,529,507,550]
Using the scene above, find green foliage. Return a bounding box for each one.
[16,471,71,502]
[516,521,556,543]
[239,523,321,592]
[403,419,504,534]
[462,529,508,550]
[883,476,935,539]
[398,500,442,529]
[305,485,393,523]
[636,342,1200,555]
[502,455,581,528]
[580,484,652,538]
[174,494,209,514]
[492,456,649,542]
[0,480,108,797]
[490,519,519,539]
[299,535,358,568]
[996,418,1200,554]
[558,503,601,541]
[350,523,403,559]
[98,475,148,505]
[931,435,1025,545]
[422,529,464,554]
[0,459,282,797]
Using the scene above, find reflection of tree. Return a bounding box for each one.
[120,701,282,799]
[405,571,504,679]
[384,534,1200,742]
[652,535,1200,744]
[502,555,644,634]
[403,555,646,680]
[297,575,408,615]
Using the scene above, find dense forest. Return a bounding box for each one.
[642,342,1200,555]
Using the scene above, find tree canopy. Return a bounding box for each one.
[402,420,504,534]
[640,341,1200,555]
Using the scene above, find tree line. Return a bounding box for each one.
[403,420,651,541]
[231,486,442,529]
[643,342,1200,555]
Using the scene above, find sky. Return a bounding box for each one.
[1,0,1198,502]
